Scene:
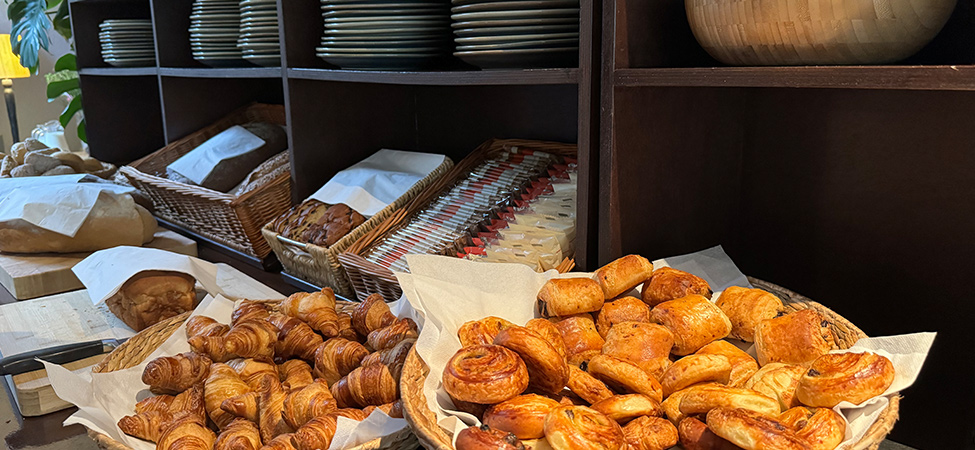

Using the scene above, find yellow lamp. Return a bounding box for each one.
[0,35,32,143]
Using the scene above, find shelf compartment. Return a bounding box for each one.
[160,67,283,79]
[286,68,579,86]
[614,66,975,91]
[78,74,164,164]
[159,77,285,143]
[68,0,153,70]
[78,67,158,76]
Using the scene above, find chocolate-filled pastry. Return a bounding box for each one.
[649,294,732,356]
[587,354,663,402]
[595,297,650,338]
[678,417,742,450]
[706,407,809,450]
[456,425,525,450]
[715,286,784,342]
[543,406,626,450]
[443,345,530,404]
[591,394,663,424]
[494,326,569,395]
[483,394,561,439]
[754,309,835,366]
[795,352,895,408]
[601,322,674,380]
[459,316,517,347]
[779,407,845,450]
[743,363,806,411]
[677,384,781,418]
[623,416,678,450]
[660,354,731,397]
[537,278,605,317]
[593,255,655,300]
[526,318,568,360]
[565,365,614,404]
[554,315,605,367]
[695,340,759,388]
[641,267,712,307]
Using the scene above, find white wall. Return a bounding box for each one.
[0,11,78,152]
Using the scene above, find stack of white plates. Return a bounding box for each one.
[238,0,281,66]
[99,20,155,67]
[190,0,244,67]
[451,0,579,69]
[317,0,453,70]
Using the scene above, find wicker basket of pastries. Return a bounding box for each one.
[86,289,419,450]
[401,255,900,450]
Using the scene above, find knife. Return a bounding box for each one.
[0,338,126,376]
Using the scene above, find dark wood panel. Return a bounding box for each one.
[68,0,153,69]
[159,67,283,78]
[613,0,715,68]
[150,0,204,67]
[280,0,327,69]
[158,77,284,142]
[575,0,600,269]
[78,75,165,164]
[286,68,579,85]
[616,66,975,90]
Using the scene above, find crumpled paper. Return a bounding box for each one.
[398,250,935,449]
[72,246,222,306]
[46,290,423,450]
[0,179,135,237]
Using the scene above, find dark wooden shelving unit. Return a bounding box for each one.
[286,68,580,85]
[77,67,159,76]
[158,67,284,78]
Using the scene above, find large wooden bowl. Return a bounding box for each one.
[401,278,901,450]
[685,0,956,65]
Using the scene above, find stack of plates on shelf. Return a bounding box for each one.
[238,0,281,66]
[451,0,580,69]
[99,20,155,67]
[317,0,453,70]
[190,0,244,67]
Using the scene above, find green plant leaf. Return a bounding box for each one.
[54,51,76,72]
[59,94,82,127]
[46,77,78,99]
[46,0,61,9]
[8,0,50,72]
[52,0,71,42]
[77,117,86,143]
[44,68,77,84]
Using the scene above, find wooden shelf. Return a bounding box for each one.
[287,67,579,85]
[159,67,283,79]
[614,66,975,90]
[78,67,158,76]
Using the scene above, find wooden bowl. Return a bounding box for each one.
[400,277,901,450]
[685,0,956,65]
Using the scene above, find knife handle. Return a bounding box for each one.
[0,340,111,376]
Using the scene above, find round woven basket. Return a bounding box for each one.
[685,0,956,65]
[86,299,418,450]
[401,277,901,450]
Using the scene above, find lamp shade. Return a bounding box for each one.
[0,35,31,79]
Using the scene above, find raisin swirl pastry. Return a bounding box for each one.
[456,424,525,450]
[795,352,895,408]
[494,326,569,395]
[443,345,530,404]
[543,405,626,450]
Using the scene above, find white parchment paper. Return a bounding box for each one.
[399,251,935,449]
[0,180,135,237]
[167,125,265,185]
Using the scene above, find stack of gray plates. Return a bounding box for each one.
[238,0,281,66]
[190,0,244,67]
[99,20,156,67]
[451,0,579,69]
[317,0,453,70]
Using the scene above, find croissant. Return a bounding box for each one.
[366,318,418,351]
[281,289,340,337]
[262,433,298,450]
[337,312,360,342]
[259,373,295,443]
[186,315,230,339]
[351,293,396,336]
[362,400,403,418]
[330,363,398,408]
[205,363,253,429]
[215,417,262,450]
[313,337,369,386]
[293,410,367,450]
[232,300,271,326]
[118,410,172,442]
[157,411,216,450]
[360,338,415,379]
[222,391,259,423]
[142,352,212,395]
[269,313,324,361]
[134,394,174,414]
[226,358,278,390]
[279,360,315,391]
[188,334,237,363]
[282,380,337,429]
[172,384,207,424]
[225,319,279,362]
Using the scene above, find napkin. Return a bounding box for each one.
[0,178,134,237]
[166,125,265,185]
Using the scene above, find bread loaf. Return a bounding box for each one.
[106,270,198,331]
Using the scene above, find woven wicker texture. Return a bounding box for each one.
[401,276,900,450]
[88,300,418,450]
[339,138,578,302]
[685,0,956,65]
[120,103,292,260]
[262,157,455,298]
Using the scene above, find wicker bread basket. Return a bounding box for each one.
[120,103,292,260]
[86,299,418,450]
[261,156,455,298]
[400,277,901,450]
[338,138,577,302]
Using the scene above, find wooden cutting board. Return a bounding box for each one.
[0,230,198,300]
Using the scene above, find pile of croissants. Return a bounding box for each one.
[118,289,417,450]
[444,255,896,450]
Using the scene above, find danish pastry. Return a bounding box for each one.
[526,318,568,360]
[590,394,663,424]
[595,297,650,338]
[649,295,732,356]
[494,326,570,395]
[715,286,783,342]
[587,354,663,402]
[677,417,742,450]
[483,394,561,439]
[660,354,731,397]
[795,352,895,408]
[742,362,805,411]
[601,322,674,380]
[537,278,605,317]
[779,407,845,450]
[677,384,781,417]
[459,316,517,347]
[443,345,530,404]
[565,365,614,404]
[593,255,655,300]
[753,309,835,366]
[543,405,626,450]
[622,416,678,450]
[641,267,712,307]
[695,340,759,387]
[706,407,809,450]
[554,315,605,367]
[456,425,525,450]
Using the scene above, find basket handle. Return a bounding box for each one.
[275,234,309,250]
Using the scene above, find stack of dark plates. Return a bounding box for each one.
[190,0,244,67]
[317,0,453,70]
[99,20,156,67]
[451,0,579,69]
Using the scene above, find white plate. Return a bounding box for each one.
[316,45,443,53]
[454,46,576,68]
[324,20,449,29]
[323,14,447,22]
[451,0,577,12]
[322,28,446,37]
[455,32,578,43]
[450,8,578,20]
[451,16,577,27]
[455,37,577,50]
[453,24,577,36]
